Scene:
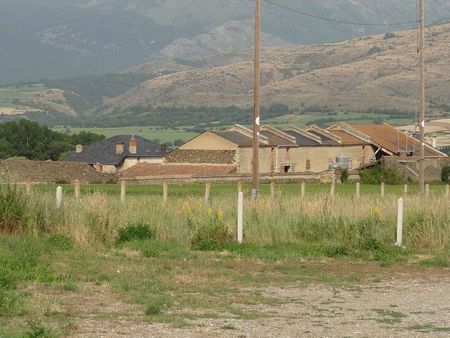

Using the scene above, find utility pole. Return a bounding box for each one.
[418,0,426,193]
[252,0,261,199]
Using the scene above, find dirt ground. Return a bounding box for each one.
[30,270,450,338]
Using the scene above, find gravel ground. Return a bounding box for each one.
[41,272,450,338]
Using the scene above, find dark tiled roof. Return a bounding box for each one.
[65,135,165,166]
[307,130,340,145]
[284,130,321,146]
[260,130,296,146]
[211,131,254,146]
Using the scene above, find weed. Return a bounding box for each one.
[0,185,28,233]
[420,256,450,267]
[24,321,57,338]
[46,234,73,251]
[117,222,155,244]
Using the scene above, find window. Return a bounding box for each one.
[306,159,311,171]
[284,165,291,173]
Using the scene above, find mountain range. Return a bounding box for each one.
[2,0,450,83]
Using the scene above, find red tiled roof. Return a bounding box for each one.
[121,163,236,178]
[351,124,446,157]
[329,130,369,146]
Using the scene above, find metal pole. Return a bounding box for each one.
[251,0,261,200]
[418,0,426,194]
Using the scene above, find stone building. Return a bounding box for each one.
[168,124,376,174]
[65,135,166,173]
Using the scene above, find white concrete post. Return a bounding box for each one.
[381,182,385,198]
[56,186,63,209]
[425,184,430,196]
[356,182,360,198]
[74,180,81,200]
[330,178,335,197]
[163,181,168,205]
[238,181,243,194]
[396,198,404,247]
[237,191,244,244]
[205,182,211,202]
[120,180,126,204]
[404,184,408,195]
[270,181,276,200]
[301,181,306,198]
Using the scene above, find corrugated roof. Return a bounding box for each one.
[211,131,256,146]
[121,163,236,178]
[284,130,321,146]
[65,135,165,165]
[351,124,446,157]
[306,130,340,145]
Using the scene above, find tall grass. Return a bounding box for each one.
[12,187,449,256]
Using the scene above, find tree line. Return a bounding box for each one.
[0,120,104,161]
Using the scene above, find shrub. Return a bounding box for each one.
[441,165,450,182]
[116,222,155,244]
[191,210,233,251]
[340,169,349,183]
[0,185,28,233]
[360,165,405,184]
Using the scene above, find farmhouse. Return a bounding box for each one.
[65,135,166,173]
[166,124,375,174]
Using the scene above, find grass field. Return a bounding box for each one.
[30,182,448,198]
[0,183,449,336]
[51,126,198,144]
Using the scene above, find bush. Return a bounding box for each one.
[360,165,405,184]
[340,169,349,183]
[191,211,233,251]
[116,222,155,244]
[0,185,28,233]
[441,165,450,182]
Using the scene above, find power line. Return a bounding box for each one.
[262,0,419,27]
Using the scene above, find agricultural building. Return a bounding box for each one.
[165,124,376,174]
[65,135,166,173]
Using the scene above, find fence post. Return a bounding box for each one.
[238,181,243,194]
[270,181,276,200]
[120,180,126,204]
[381,182,385,198]
[425,184,430,196]
[205,182,211,202]
[396,197,404,247]
[301,181,306,198]
[237,191,244,244]
[163,180,168,205]
[74,180,81,200]
[403,184,408,195]
[56,186,63,209]
[356,182,360,198]
[446,184,449,198]
[26,179,32,194]
[330,178,335,197]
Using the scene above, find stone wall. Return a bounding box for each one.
[165,149,236,164]
[381,156,450,182]
[0,160,116,184]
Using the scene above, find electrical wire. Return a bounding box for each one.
[262,0,419,27]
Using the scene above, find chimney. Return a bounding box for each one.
[129,137,137,154]
[76,144,83,153]
[160,144,167,154]
[94,162,102,172]
[116,142,124,155]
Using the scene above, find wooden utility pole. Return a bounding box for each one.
[252,0,261,200]
[418,0,426,193]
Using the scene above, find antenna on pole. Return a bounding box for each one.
[251,0,261,199]
[418,0,426,193]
